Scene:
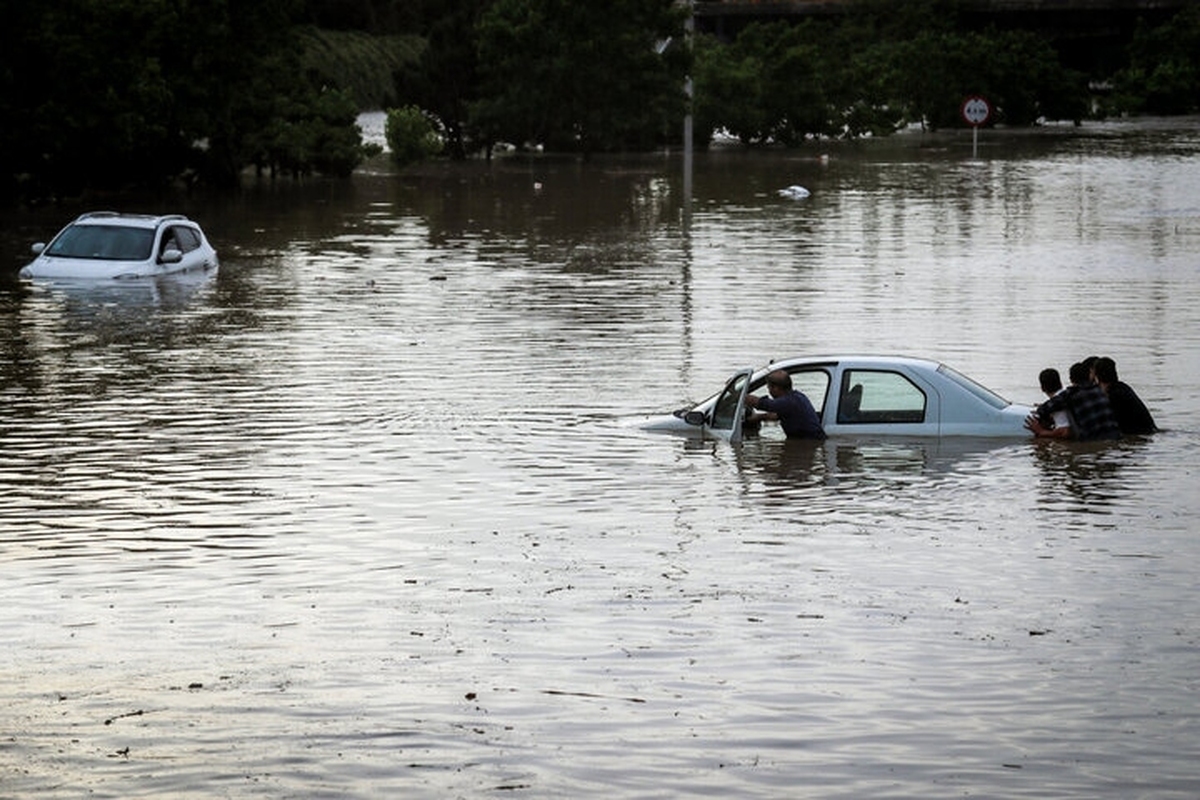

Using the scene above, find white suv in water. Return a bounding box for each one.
[20,211,219,280]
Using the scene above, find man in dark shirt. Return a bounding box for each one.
[1093,356,1157,435]
[1026,361,1121,441]
[746,370,826,440]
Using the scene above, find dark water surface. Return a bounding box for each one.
[3,117,1200,798]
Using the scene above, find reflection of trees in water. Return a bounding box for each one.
[394,157,678,248]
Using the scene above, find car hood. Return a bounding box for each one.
[21,254,161,280]
[639,409,702,434]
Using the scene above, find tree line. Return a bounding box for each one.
[2,0,1197,204]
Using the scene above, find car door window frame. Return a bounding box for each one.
[837,369,927,424]
[783,368,831,417]
[708,368,753,442]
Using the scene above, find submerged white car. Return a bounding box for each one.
[643,355,1034,442]
[20,211,219,280]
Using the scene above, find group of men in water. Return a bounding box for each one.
[1026,356,1158,441]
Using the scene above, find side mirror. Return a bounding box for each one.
[160,248,183,264]
[683,410,707,426]
[31,243,45,255]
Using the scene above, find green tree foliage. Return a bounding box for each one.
[296,27,424,110]
[0,0,380,201]
[692,3,1087,144]
[879,27,1085,129]
[385,105,444,166]
[250,87,375,178]
[1,0,194,198]
[301,0,427,34]
[399,0,490,159]
[692,33,770,144]
[1113,6,1200,115]
[472,0,690,154]
[695,21,844,145]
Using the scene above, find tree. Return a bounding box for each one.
[0,0,378,201]
[248,87,372,178]
[296,27,424,110]
[385,105,443,166]
[882,28,1085,129]
[3,0,193,197]
[692,33,771,144]
[398,0,490,159]
[472,0,689,154]
[1113,6,1200,115]
[982,28,1087,125]
[745,22,835,144]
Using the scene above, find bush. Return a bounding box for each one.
[385,106,443,166]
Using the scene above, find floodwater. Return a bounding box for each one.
[2,116,1200,798]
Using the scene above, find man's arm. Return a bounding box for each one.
[1034,392,1068,428]
[1026,415,1070,438]
[746,394,778,422]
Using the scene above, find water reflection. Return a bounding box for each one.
[22,268,218,312]
[732,435,1032,505]
[1028,435,1154,514]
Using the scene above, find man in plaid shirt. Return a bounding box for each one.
[1026,361,1121,441]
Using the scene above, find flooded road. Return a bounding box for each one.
[2,117,1200,798]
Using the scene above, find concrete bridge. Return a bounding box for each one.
[693,0,1194,73]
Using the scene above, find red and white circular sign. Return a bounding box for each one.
[961,96,991,127]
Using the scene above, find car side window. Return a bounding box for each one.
[160,226,201,257]
[175,227,202,253]
[838,370,926,424]
[788,369,830,415]
[160,228,181,257]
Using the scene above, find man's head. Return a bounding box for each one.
[766,370,792,396]
[1068,361,1092,386]
[1039,368,1063,395]
[1093,356,1119,385]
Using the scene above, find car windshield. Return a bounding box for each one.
[46,224,154,261]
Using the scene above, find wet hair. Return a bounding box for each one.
[766,370,792,390]
[1093,356,1118,384]
[1039,368,1063,393]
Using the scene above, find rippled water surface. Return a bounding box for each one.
[3,118,1200,798]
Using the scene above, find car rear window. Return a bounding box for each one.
[936,363,1009,409]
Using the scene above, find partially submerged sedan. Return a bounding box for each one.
[20,211,218,280]
[643,355,1034,442]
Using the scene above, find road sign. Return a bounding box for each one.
[961,96,991,127]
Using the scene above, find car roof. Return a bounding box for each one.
[759,355,942,374]
[69,211,193,229]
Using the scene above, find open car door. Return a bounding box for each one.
[706,368,754,443]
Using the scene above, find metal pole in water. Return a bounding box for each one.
[683,1,694,221]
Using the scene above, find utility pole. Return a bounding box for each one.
[683,0,694,221]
